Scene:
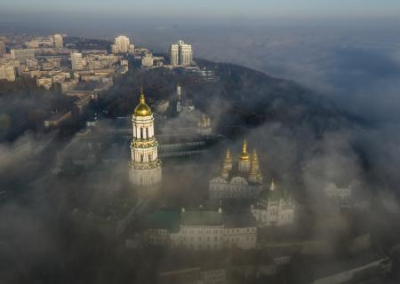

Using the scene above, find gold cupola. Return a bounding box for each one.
[270,178,275,191]
[239,140,250,161]
[222,149,233,172]
[224,149,232,163]
[134,91,152,117]
[250,149,259,173]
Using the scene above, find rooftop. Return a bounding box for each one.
[181,210,223,226]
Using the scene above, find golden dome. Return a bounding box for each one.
[250,150,259,174]
[134,93,152,117]
[239,140,250,161]
[251,149,259,164]
[224,149,232,162]
[270,178,275,191]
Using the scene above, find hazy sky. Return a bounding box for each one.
[2,0,400,18]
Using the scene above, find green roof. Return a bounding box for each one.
[181,211,223,226]
[147,210,181,232]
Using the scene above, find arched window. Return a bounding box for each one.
[146,128,149,138]
[140,128,143,139]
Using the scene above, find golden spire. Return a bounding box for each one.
[139,93,145,104]
[270,178,275,191]
[225,149,232,162]
[250,149,259,174]
[239,140,249,161]
[252,149,259,164]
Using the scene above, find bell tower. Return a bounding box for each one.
[129,90,162,188]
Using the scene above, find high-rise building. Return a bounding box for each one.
[111,35,131,54]
[54,34,63,48]
[71,52,84,70]
[170,40,193,66]
[129,91,162,190]
[170,44,179,66]
[0,41,6,56]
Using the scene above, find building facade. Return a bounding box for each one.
[0,41,6,56]
[324,183,352,206]
[111,35,131,54]
[197,114,212,136]
[141,53,154,68]
[71,52,84,70]
[144,209,257,250]
[0,64,16,81]
[251,179,296,227]
[209,141,263,199]
[54,34,63,48]
[10,49,35,63]
[170,40,193,66]
[129,91,162,189]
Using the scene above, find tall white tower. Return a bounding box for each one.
[129,91,162,189]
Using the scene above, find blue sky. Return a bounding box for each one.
[2,0,400,18]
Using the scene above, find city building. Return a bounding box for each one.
[144,208,257,250]
[170,40,193,66]
[26,36,54,48]
[209,141,263,199]
[10,49,36,63]
[86,54,119,70]
[129,91,162,190]
[324,182,352,206]
[251,179,296,227]
[54,34,63,48]
[71,52,84,70]
[111,35,131,54]
[36,77,53,89]
[26,58,39,70]
[61,79,78,93]
[0,41,6,56]
[175,84,195,114]
[40,58,61,70]
[197,114,212,136]
[141,53,154,68]
[0,64,16,81]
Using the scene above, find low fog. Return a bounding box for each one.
[1,12,400,284]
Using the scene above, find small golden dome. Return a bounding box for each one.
[252,149,259,164]
[224,149,232,162]
[134,93,152,117]
[239,140,250,161]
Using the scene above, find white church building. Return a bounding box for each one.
[251,179,296,227]
[209,141,263,199]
